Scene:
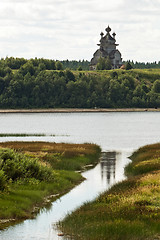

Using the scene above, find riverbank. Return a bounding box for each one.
[0,108,159,113]
[59,143,160,240]
[0,142,101,230]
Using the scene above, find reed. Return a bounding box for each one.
[0,133,57,137]
[125,143,160,176]
[0,142,100,155]
[59,143,160,240]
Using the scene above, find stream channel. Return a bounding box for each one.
[0,112,160,239]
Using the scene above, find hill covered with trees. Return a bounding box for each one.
[0,57,160,109]
[1,57,160,71]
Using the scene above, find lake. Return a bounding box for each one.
[0,112,159,151]
[0,112,160,239]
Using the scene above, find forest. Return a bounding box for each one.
[0,57,160,109]
[1,56,160,71]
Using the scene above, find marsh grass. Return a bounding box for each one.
[0,142,100,171]
[44,153,99,171]
[0,133,69,137]
[0,142,100,228]
[59,143,160,240]
[0,142,99,155]
[125,143,160,176]
[0,170,83,222]
[0,133,47,137]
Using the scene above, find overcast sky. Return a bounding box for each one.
[0,0,160,62]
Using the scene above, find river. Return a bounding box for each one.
[0,112,160,239]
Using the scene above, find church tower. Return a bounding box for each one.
[90,26,122,70]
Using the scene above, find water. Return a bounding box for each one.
[0,151,130,240]
[0,112,160,151]
[0,112,160,239]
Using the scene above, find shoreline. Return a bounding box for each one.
[0,108,159,113]
[0,142,101,230]
[59,143,160,239]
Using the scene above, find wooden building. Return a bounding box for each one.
[90,26,122,70]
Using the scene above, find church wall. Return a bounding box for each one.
[113,51,122,68]
[90,26,122,70]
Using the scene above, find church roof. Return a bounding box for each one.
[105,33,115,41]
[90,25,122,69]
[100,26,116,43]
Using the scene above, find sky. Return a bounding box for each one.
[0,0,160,62]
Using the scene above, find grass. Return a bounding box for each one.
[0,142,101,229]
[0,133,47,137]
[0,170,82,220]
[0,133,66,137]
[44,153,99,171]
[59,143,160,240]
[125,143,160,176]
[72,68,160,79]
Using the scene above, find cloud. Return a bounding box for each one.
[0,0,160,61]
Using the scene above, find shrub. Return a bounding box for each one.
[0,170,7,191]
[0,148,55,183]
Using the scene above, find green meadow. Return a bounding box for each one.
[0,142,101,229]
[59,143,160,240]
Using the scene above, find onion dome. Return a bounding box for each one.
[112,32,116,38]
[105,25,111,33]
[100,32,104,37]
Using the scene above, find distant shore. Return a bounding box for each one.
[0,108,159,113]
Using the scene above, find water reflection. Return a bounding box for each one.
[100,152,116,184]
[0,150,130,240]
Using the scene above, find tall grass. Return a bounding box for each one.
[125,143,160,176]
[0,142,101,229]
[0,133,47,137]
[0,170,83,222]
[44,149,100,171]
[0,133,67,137]
[59,143,160,240]
[0,142,100,155]
[0,141,101,172]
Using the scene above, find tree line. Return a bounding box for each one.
[0,57,160,108]
[0,57,89,71]
[124,60,160,69]
[1,57,160,70]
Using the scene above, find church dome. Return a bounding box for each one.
[90,25,122,70]
[105,26,111,33]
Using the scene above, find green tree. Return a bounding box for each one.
[0,77,5,94]
[110,71,118,79]
[109,80,122,106]
[77,66,82,71]
[96,57,106,70]
[105,56,112,70]
[38,63,46,71]
[19,62,35,76]
[55,61,63,70]
[65,69,75,82]
[125,62,133,70]
[96,57,112,70]
[152,80,160,93]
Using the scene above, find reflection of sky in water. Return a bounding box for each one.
[0,112,160,239]
[0,112,160,151]
[0,150,131,240]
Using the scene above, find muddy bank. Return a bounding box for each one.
[0,108,159,113]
